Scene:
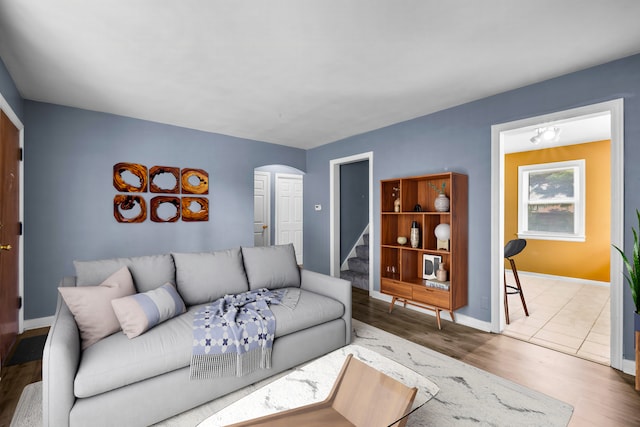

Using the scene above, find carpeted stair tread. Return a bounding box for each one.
[340,270,368,290]
[362,234,369,245]
[342,233,370,290]
[356,244,369,259]
[347,257,369,274]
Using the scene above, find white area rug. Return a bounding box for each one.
[10,382,41,427]
[12,320,573,426]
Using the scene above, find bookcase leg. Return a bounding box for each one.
[449,311,455,323]
[389,298,397,314]
[435,309,442,330]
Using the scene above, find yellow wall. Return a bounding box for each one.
[505,140,611,282]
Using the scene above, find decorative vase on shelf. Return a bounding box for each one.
[410,221,420,248]
[436,263,448,282]
[434,193,450,212]
[394,198,401,212]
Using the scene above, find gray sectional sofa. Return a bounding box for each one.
[43,244,351,427]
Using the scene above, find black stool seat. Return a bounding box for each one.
[504,239,529,325]
[504,239,527,259]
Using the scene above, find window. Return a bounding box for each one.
[518,160,585,242]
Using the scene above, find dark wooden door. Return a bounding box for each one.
[0,110,20,365]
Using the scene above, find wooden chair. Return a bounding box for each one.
[226,353,418,427]
[504,238,529,324]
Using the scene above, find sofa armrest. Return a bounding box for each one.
[43,276,80,427]
[299,269,351,345]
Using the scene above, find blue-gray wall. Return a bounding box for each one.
[23,101,305,319]
[303,53,640,360]
[0,56,23,121]
[340,161,369,262]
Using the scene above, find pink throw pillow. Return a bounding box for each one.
[59,266,135,349]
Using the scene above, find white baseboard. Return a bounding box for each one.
[515,271,610,288]
[369,291,492,332]
[622,358,636,376]
[24,315,54,330]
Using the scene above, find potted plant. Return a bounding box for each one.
[429,182,449,212]
[429,181,446,194]
[613,209,640,390]
[613,209,640,321]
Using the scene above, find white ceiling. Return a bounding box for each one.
[1,1,639,149]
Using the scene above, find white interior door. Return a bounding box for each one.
[275,173,303,264]
[254,171,270,247]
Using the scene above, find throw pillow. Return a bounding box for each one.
[111,283,186,339]
[241,244,301,290]
[172,248,249,306]
[58,266,135,349]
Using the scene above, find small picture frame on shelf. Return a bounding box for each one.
[423,254,442,280]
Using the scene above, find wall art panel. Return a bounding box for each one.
[114,195,147,223]
[150,196,181,222]
[149,166,180,194]
[113,162,148,192]
[181,168,209,194]
[181,197,209,222]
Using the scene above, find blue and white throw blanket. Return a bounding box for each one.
[190,288,291,380]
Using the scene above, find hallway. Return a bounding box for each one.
[502,272,610,365]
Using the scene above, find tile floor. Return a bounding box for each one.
[502,272,610,365]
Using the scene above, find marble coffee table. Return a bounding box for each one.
[198,344,439,426]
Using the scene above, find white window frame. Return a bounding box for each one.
[518,160,586,242]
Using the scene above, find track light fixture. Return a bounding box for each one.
[530,127,561,145]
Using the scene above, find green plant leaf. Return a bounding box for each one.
[613,208,640,313]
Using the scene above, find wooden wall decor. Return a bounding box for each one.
[113,163,148,192]
[150,196,180,222]
[114,195,147,223]
[149,166,180,194]
[181,197,209,221]
[113,163,209,223]
[181,168,209,194]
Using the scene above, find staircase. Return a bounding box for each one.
[340,234,369,290]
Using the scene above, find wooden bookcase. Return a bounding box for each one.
[380,172,468,329]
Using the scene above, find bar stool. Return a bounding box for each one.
[504,239,529,325]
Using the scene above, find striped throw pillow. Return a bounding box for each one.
[111,283,186,338]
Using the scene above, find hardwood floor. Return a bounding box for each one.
[1,291,639,426]
[352,288,640,427]
[0,327,47,427]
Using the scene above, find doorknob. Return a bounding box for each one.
[0,244,11,251]
[262,225,268,230]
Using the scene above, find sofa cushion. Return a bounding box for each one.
[74,254,175,293]
[172,248,249,306]
[74,288,344,397]
[242,244,300,290]
[270,288,345,336]
[111,283,187,339]
[59,266,136,349]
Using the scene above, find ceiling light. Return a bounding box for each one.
[530,127,561,145]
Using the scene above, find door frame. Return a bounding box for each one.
[329,152,374,292]
[0,92,24,334]
[490,99,624,370]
